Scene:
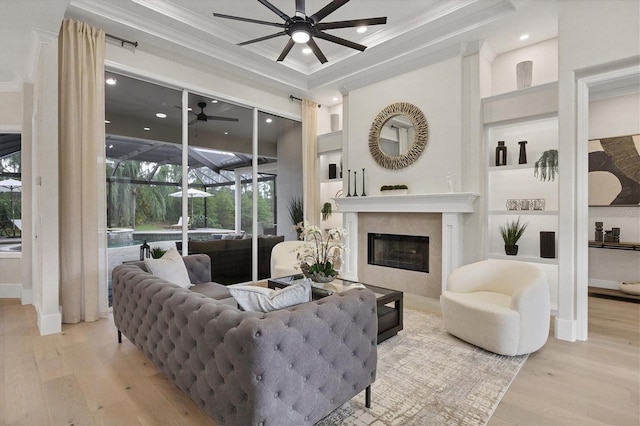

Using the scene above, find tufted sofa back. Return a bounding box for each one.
[112,262,378,425]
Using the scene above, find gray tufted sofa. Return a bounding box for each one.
[112,254,378,425]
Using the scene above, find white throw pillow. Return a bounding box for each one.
[144,248,192,288]
[229,280,311,312]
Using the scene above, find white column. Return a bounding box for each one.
[342,212,358,281]
[441,213,463,294]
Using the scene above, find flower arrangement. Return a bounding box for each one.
[294,221,345,282]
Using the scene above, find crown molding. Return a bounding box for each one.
[24,27,58,84]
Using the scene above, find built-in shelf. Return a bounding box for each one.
[488,253,559,265]
[488,164,532,171]
[489,210,558,216]
[588,241,640,251]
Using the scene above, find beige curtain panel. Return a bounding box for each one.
[58,18,106,323]
[302,99,319,226]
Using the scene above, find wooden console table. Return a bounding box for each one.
[588,240,640,251]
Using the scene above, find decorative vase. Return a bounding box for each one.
[518,141,527,164]
[516,61,533,89]
[328,163,337,179]
[540,232,555,259]
[504,244,518,255]
[495,141,507,166]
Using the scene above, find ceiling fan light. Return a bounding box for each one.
[292,30,310,43]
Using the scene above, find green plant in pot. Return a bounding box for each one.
[150,247,167,259]
[321,202,332,221]
[500,217,528,255]
[288,196,304,238]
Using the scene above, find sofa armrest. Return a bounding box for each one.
[182,253,212,284]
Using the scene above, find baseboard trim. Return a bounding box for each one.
[36,304,62,335]
[554,317,577,342]
[0,283,21,298]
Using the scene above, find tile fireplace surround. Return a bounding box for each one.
[335,193,480,298]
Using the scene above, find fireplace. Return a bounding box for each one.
[368,233,429,273]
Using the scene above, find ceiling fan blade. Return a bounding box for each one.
[206,115,239,122]
[317,17,387,30]
[213,13,285,28]
[310,0,349,23]
[295,0,305,16]
[238,31,287,46]
[307,38,327,64]
[188,117,198,125]
[277,39,295,62]
[315,31,367,51]
[258,0,290,22]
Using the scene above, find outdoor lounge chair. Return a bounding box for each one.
[171,216,189,228]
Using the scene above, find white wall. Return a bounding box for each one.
[347,56,463,195]
[557,0,640,341]
[491,38,558,96]
[588,93,640,288]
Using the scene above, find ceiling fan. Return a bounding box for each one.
[213,0,387,64]
[187,102,239,126]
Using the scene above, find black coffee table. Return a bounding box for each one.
[268,274,403,343]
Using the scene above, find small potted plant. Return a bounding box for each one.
[380,184,409,195]
[321,202,332,221]
[150,247,167,259]
[499,217,528,255]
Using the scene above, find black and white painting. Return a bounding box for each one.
[588,134,640,206]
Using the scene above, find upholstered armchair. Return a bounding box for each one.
[440,259,550,356]
[270,240,305,278]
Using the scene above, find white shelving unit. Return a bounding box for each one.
[482,83,559,312]
[317,131,343,230]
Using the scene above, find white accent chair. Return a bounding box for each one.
[270,240,305,278]
[171,216,189,229]
[440,259,550,356]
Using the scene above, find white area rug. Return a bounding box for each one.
[318,309,527,425]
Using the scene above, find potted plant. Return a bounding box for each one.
[150,246,167,259]
[294,222,344,283]
[499,217,528,255]
[288,196,304,238]
[321,202,332,221]
[380,184,409,195]
[534,149,558,181]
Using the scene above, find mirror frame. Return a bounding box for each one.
[368,102,429,170]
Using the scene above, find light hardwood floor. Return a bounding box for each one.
[1,295,638,425]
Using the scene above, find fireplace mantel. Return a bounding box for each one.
[334,192,479,213]
[335,192,480,296]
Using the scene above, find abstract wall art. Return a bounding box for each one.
[588,134,640,206]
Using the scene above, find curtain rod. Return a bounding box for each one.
[289,95,321,108]
[106,33,138,48]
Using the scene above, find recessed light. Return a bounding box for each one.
[302,47,312,55]
[108,144,114,149]
[155,112,167,119]
[105,77,117,85]
[519,34,530,41]
[332,97,339,102]
[356,26,367,34]
[265,118,273,123]
[211,100,218,103]
[187,107,192,111]
[104,120,111,124]
[224,132,229,135]
[143,127,151,131]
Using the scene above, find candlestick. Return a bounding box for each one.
[361,168,366,196]
[346,169,351,197]
[353,170,358,196]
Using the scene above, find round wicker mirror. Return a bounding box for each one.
[368,102,429,169]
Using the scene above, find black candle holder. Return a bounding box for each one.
[346,169,351,197]
[361,168,366,196]
[353,170,358,196]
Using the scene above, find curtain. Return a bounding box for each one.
[58,19,106,323]
[302,99,319,226]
